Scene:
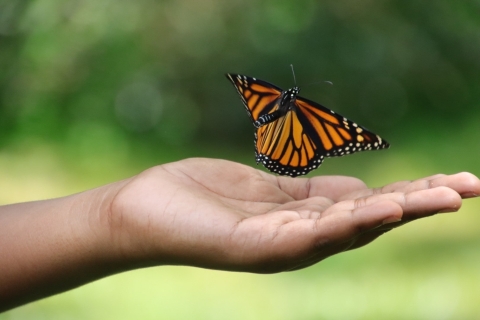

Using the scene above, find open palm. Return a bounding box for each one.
[110,158,479,273]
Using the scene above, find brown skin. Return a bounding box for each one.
[1,158,479,311]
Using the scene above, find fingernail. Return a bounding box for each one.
[382,217,402,225]
[461,192,479,199]
[438,207,459,213]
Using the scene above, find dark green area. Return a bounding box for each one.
[0,0,479,170]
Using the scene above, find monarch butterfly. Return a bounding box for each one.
[226,73,390,177]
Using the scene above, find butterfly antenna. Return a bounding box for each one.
[289,66,332,87]
[302,80,334,87]
[290,64,297,86]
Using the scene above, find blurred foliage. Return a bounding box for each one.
[1,0,479,152]
[1,0,480,318]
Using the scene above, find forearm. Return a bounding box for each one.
[0,181,128,311]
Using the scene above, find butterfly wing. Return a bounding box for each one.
[294,96,390,158]
[225,74,282,123]
[254,109,324,177]
[226,73,390,177]
[227,74,322,176]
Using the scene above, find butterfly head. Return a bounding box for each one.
[281,87,300,108]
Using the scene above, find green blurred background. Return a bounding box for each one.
[1,0,480,318]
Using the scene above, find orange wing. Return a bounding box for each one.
[226,74,282,122]
[294,96,389,159]
[255,109,323,176]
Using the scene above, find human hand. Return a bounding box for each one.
[2,158,479,311]
[109,158,480,273]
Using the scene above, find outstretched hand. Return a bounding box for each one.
[110,158,480,273]
[2,157,480,311]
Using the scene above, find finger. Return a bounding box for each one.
[344,172,480,200]
[278,200,402,271]
[288,227,395,271]
[428,172,480,198]
[230,200,401,272]
[380,172,479,196]
[311,200,403,242]
[342,179,433,199]
[324,186,462,220]
[345,228,393,250]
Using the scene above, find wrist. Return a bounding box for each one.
[0,180,132,311]
[74,179,136,272]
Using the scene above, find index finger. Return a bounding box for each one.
[339,172,480,201]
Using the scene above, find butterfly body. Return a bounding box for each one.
[254,86,299,128]
[226,73,389,177]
